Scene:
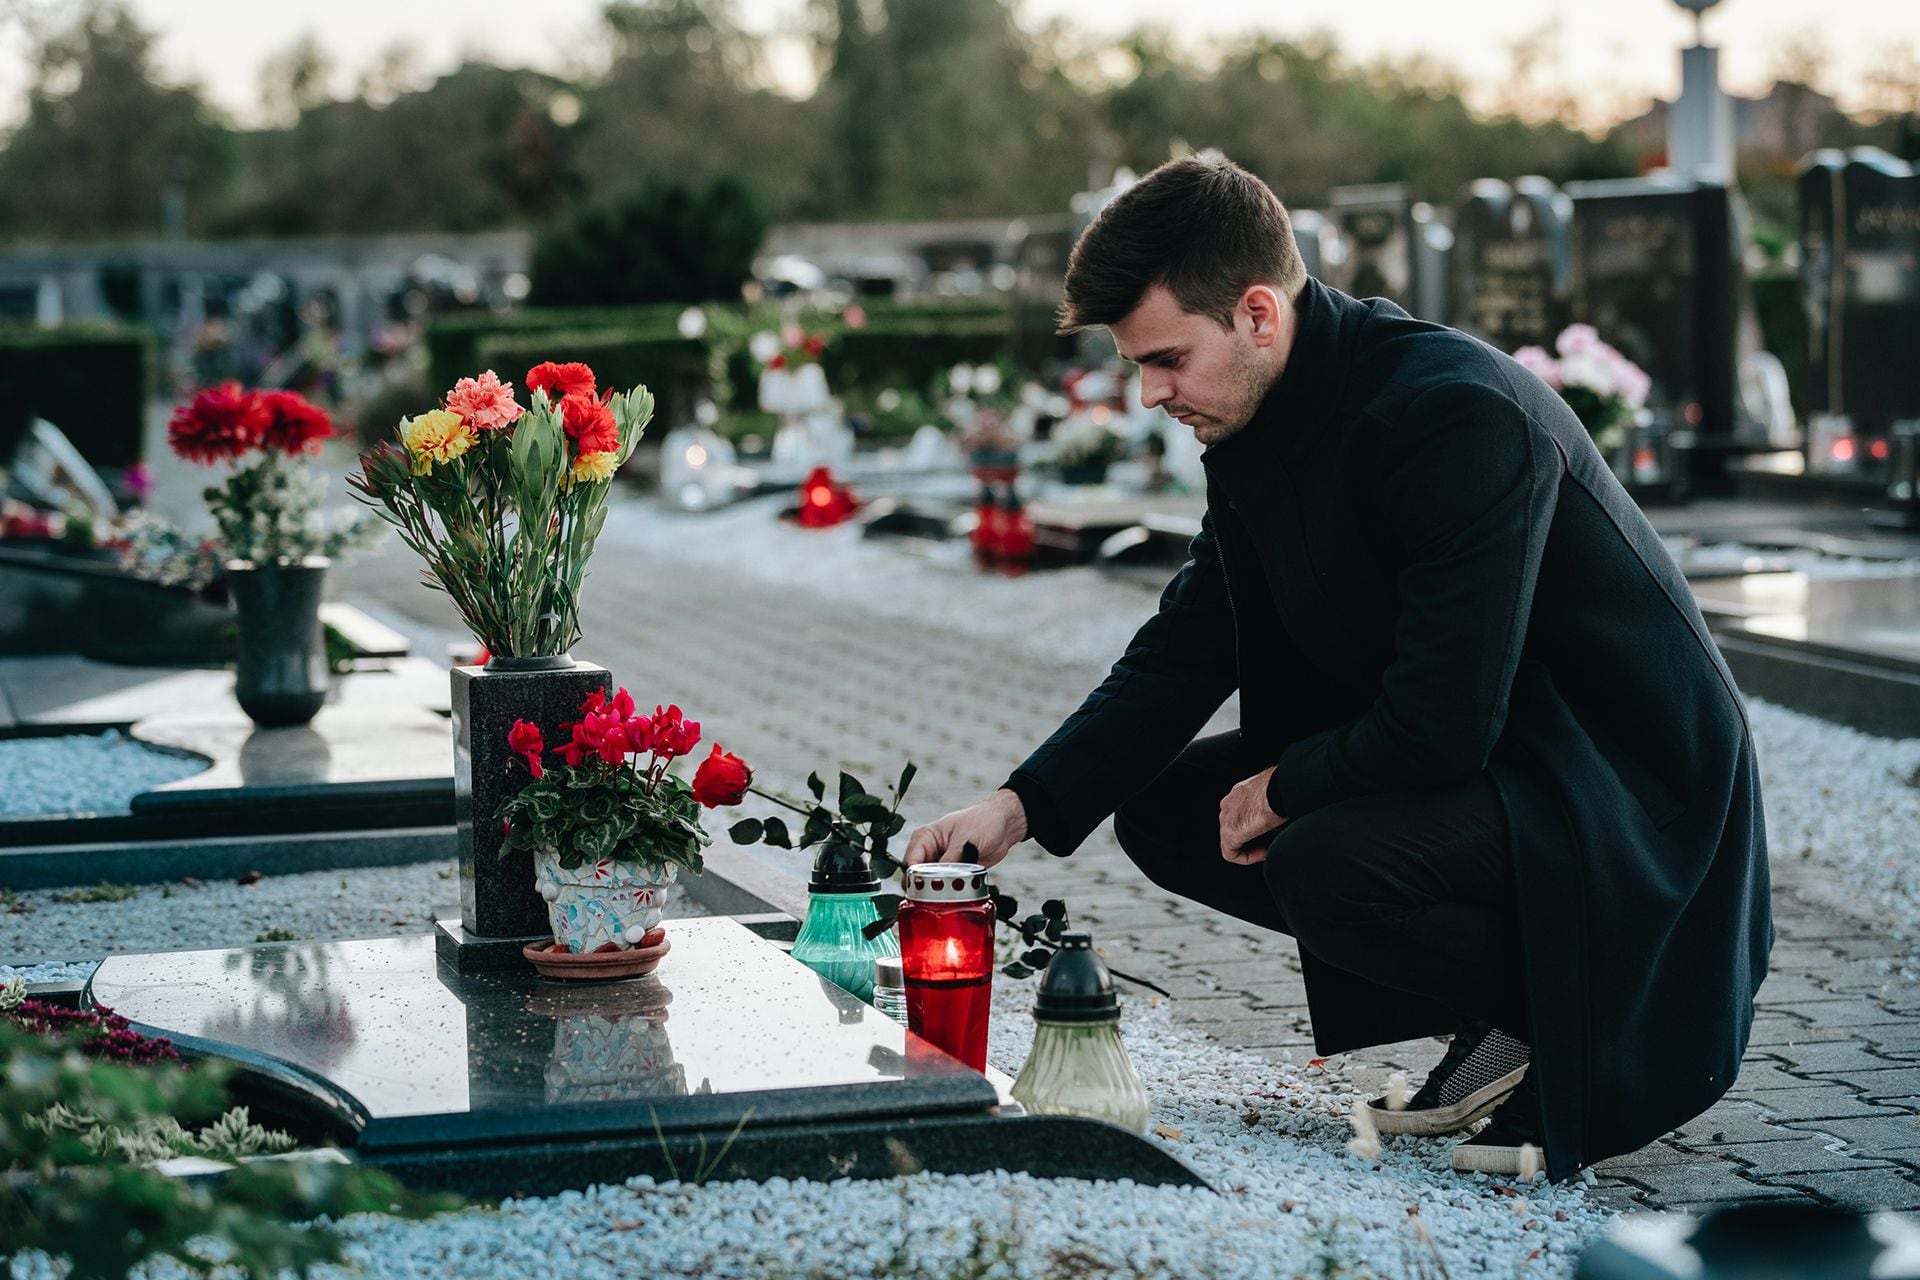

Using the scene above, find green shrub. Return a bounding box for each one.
[823,316,1012,393]
[475,327,708,431]
[0,323,155,470]
[529,174,767,309]
[424,303,691,395]
[1751,270,1805,416]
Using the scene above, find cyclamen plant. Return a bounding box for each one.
[348,362,652,659]
[497,688,753,877]
[1511,324,1652,455]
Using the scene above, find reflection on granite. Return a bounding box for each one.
[88,917,999,1149]
[1693,572,1920,670]
[135,702,452,803]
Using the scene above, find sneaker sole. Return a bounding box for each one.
[1450,1139,1544,1177]
[1367,1063,1529,1136]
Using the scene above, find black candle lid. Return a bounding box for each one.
[809,842,881,895]
[1033,931,1120,1023]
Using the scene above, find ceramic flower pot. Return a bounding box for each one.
[532,846,677,953]
[227,558,329,727]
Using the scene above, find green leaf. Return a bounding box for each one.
[800,807,833,848]
[870,893,903,923]
[838,771,866,809]
[728,818,764,844]
[989,889,1019,922]
[1044,917,1065,942]
[1001,962,1033,980]
[886,813,906,837]
[1041,899,1067,921]
[895,761,918,800]
[760,816,791,848]
[861,916,897,941]
[1021,947,1054,970]
[843,793,891,824]
[807,771,826,800]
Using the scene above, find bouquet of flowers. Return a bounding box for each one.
[498,687,751,877]
[1511,324,1651,455]
[122,384,376,583]
[750,324,828,371]
[348,363,651,659]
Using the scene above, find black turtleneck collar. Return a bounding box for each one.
[1201,276,1349,470]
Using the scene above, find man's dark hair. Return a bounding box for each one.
[1058,153,1306,334]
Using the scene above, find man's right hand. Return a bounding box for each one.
[903,789,1030,868]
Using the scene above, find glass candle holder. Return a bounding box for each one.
[1010,931,1150,1133]
[789,845,897,1003]
[896,862,995,1072]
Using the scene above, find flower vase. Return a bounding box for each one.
[226,557,329,728]
[532,846,677,954]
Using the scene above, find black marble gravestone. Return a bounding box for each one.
[1327,184,1452,323]
[87,916,1208,1196]
[1565,176,1747,495]
[1796,149,1846,422]
[1837,149,1920,444]
[1449,177,1572,354]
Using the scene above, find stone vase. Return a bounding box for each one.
[533,848,677,953]
[227,558,329,728]
[450,656,610,945]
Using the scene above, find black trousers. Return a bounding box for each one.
[1113,731,1530,1050]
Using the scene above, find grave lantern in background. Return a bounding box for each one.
[1010,931,1151,1134]
[796,465,857,528]
[897,862,996,1073]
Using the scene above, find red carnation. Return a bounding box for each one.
[168,383,267,465]
[692,744,752,808]
[258,390,335,455]
[560,392,619,456]
[526,361,596,402]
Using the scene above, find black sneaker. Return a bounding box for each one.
[1367,1021,1531,1136]
[1451,1066,1545,1176]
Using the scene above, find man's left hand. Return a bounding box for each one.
[1219,766,1286,864]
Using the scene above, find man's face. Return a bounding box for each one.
[1110,284,1278,446]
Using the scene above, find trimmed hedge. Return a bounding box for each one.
[822,316,1011,393]
[1750,271,1804,417]
[0,324,155,469]
[473,327,708,429]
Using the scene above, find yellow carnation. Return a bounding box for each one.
[570,450,619,485]
[400,409,475,475]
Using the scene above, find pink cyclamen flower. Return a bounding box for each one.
[445,370,525,432]
[1555,323,1601,358]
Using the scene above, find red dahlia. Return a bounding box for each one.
[259,389,335,455]
[167,383,267,465]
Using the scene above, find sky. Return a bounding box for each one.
[2,0,1917,131]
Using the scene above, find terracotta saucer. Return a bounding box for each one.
[523,932,671,981]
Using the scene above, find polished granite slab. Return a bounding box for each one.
[1692,572,1920,671]
[87,916,1001,1154]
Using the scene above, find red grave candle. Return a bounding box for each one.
[896,862,996,1073]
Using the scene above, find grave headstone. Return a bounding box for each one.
[1290,209,1341,282]
[1795,149,1846,420]
[1837,149,1920,439]
[1328,185,1452,323]
[1565,176,1747,494]
[1448,177,1572,353]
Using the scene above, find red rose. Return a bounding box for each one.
[526,361,596,402]
[560,392,619,455]
[258,390,334,455]
[507,719,544,777]
[168,383,267,465]
[692,744,752,808]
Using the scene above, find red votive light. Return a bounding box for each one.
[897,862,996,1072]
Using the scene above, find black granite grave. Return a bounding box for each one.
[87,915,1207,1196]
[1448,176,1571,354]
[1327,184,1452,323]
[1694,571,1920,738]
[1837,150,1920,447]
[1797,150,1845,424]
[1564,176,1749,496]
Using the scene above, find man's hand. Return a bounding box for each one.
[904,789,1030,869]
[1219,766,1286,864]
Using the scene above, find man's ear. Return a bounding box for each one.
[1240,285,1284,348]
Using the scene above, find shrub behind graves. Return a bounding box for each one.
[0,323,154,470]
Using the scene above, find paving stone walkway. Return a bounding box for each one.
[336,516,1920,1213]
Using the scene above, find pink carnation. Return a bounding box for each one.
[445,370,524,432]
[1511,345,1562,391]
[1555,324,1601,358]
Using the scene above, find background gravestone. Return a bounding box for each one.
[1838,149,1920,449]
[1327,184,1452,323]
[1449,176,1571,354]
[1290,208,1341,283]
[1796,149,1847,421]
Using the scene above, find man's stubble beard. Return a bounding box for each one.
[1191,340,1280,448]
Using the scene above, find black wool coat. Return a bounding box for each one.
[1007,278,1773,1179]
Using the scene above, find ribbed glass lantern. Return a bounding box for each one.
[788,842,897,1003]
[1010,931,1151,1133]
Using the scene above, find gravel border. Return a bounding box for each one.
[0,731,206,818]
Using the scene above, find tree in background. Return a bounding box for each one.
[0,1,230,240]
[528,174,767,307]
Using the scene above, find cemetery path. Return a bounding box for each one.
[335,509,1920,1213]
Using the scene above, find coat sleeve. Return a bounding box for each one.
[1004,509,1240,856]
[1267,380,1561,818]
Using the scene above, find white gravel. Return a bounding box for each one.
[0,731,206,817]
[604,497,1149,670]
[1748,698,1920,946]
[1661,537,1920,579]
[288,978,1609,1280]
